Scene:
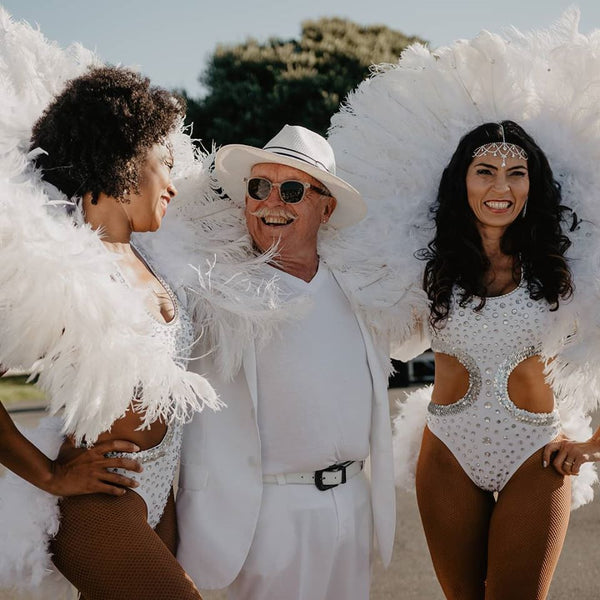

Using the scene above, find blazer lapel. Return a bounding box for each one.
[330,269,386,404]
[242,342,259,411]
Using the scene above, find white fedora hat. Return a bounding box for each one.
[214,124,366,229]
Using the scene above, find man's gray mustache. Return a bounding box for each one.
[250,207,297,221]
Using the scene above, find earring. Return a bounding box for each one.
[522,199,528,218]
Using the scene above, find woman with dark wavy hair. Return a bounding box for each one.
[422,120,573,325]
[416,121,584,599]
[329,15,600,599]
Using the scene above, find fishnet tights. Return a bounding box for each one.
[416,427,571,600]
[50,488,203,600]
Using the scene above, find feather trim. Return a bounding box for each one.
[0,179,220,444]
[559,406,598,510]
[392,386,430,491]
[135,149,308,379]
[0,418,72,595]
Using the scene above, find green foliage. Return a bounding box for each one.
[185,18,425,147]
[0,375,45,407]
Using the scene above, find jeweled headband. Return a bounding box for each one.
[472,124,528,167]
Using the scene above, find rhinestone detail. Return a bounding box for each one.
[426,281,561,492]
[108,421,183,528]
[495,345,559,426]
[427,341,481,416]
[108,248,194,528]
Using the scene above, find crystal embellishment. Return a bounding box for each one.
[426,280,561,492]
[427,340,481,416]
[108,248,195,528]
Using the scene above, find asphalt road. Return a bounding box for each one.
[2,390,600,599]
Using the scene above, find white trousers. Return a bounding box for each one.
[228,472,373,600]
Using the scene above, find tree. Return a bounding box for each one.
[184,18,425,147]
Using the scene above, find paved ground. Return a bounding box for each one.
[2,390,600,599]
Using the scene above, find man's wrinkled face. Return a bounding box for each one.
[244,163,336,258]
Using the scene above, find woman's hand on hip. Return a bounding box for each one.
[45,438,143,496]
[543,436,600,476]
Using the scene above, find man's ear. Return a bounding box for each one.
[323,196,337,219]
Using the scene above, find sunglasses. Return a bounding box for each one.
[245,176,331,204]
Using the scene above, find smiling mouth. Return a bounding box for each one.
[484,200,512,210]
[261,216,295,226]
[250,207,296,226]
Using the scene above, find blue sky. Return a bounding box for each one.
[2,1,599,97]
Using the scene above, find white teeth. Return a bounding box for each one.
[251,208,296,224]
[485,201,511,209]
[263,216,292,225]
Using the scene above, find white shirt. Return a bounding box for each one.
[257,263,372,474]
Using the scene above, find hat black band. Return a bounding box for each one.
[262,145,332,174]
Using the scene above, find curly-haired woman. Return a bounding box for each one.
[414,120,598,599]
[0,65,213,599]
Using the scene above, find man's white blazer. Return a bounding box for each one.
[176,272,396,589]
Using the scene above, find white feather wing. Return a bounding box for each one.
[0,9,220,444]
[329,9,600,414]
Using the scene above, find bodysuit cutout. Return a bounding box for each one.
[507,355,554,413]
[427,281,561,492]
[431,352,470,406]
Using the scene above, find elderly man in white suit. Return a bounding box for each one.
[176,125,396,600]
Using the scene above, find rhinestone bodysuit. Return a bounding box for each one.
[427,280,561,492]
[109,252,195,528]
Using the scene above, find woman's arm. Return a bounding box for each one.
[0,401,142,496]
[542,431,600,476]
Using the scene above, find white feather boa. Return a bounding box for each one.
[0,418,73,596]
[139,134,430,384]
[329,10,600,505]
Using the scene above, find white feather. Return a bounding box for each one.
[0,418,72,594]
[0,9,221,445]
[392,386,430,491]
[0,174,221,445]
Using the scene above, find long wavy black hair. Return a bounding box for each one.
[419,121,574,328]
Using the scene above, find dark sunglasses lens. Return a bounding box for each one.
[279,181,305,204]
[247,178,271,200]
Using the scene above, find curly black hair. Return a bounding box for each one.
[30,65,185,203]
[419,121,574,328]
